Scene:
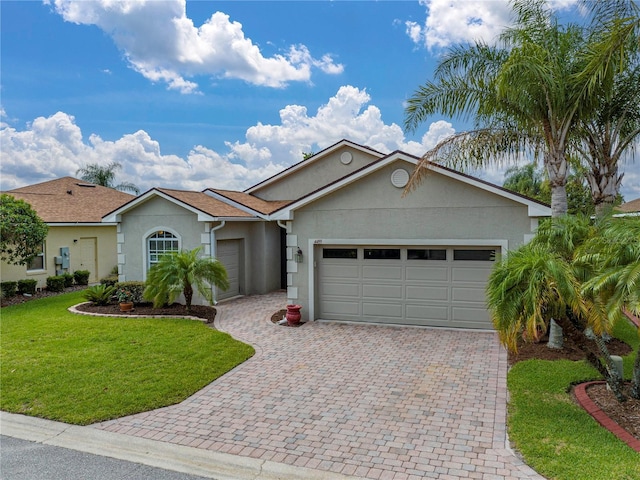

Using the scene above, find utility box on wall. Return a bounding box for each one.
[60,247,70,269]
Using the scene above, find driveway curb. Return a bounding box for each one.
[0,412,360,480]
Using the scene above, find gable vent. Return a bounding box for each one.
[391,169,409,188]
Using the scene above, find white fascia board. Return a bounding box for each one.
[203,190,268,219]
[245,140,385,194]
[49,223,117,227]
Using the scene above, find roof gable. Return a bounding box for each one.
[269,152,551,220]
[4,177,134,223]
[102,187,255,222]
[244,139,385,199]
[205,189,293,215]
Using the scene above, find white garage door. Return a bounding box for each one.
[317,246,498,329]
[216,239,241,300]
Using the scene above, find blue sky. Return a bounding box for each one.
[1,0,638,200]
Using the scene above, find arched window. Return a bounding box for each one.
[147,231,179,269]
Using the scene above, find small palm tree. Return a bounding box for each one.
[579,215,640,398]
[487,214,635,401]
[76,162,140,195]
[143,247,229,314]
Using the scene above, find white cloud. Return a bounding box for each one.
[2,86,638,201]
[408,0,580,50]
[0,86,451,193]
[47,0,343,93]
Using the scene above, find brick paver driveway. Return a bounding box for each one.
[95,291,543,479]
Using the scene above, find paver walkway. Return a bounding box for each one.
[95,291,544,479]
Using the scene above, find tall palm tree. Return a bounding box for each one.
[404,0,636,218]
[143,247,229,314]
[76,162,140,195]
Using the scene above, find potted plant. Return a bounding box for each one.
[115,286,134,312]
[286,304,302,326]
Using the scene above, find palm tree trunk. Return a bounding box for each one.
[184,283,193,314]
[631,350,640,400]
[546,151,569,218]
[593,334,627,402]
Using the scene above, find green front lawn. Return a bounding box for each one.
[507,319,640,480]
[0,290,254,425]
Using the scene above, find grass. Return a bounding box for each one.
[0,290,255,425]
[507,319,640,480]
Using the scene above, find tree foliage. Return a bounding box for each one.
[76,162,140,195]
[404,0,638,218]
[0,194,49,265]
[143,247,229,313]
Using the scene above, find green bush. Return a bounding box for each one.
[83,284,115,306]
[62,272,74,288]
[73,270,90,286]
[1,281,18,298]
[114,281,145,304]
[17,279,37,295]
[46,276,66,293]
[100,275,119,287]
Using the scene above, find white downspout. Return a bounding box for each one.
[209,221,226,304]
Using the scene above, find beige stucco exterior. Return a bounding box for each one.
[116,195,282,304]
[249,146,381,201]
[282,160,540,321]
[1,225,118,288]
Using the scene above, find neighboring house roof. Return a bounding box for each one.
[617,198,640,213]
[244,139,385,195]
[205,189,293,215]
[269,151,552,220]
[102,187,256,222]
[3,177,134,224]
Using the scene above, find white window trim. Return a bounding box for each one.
[142,227,181,281]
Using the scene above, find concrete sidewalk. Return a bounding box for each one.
[1,412,358,480]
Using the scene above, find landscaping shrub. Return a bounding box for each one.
[62,272,74,288]
[46,276,66,293]
[114,281,145,304]
[1,281,17,298]
[73,270,90,286]
[83,284,115,306]
[100,275,119,287]
[17,279,37,295]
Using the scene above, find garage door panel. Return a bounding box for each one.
[362,283,402,299]
[322,300,360,316]
[217,240,240,300]
[452,306,491,327]
[363,302,403,318]
[452,266,491,283]
[322,282,360,297]
[323,264,360,279]
[452,286,486,303]
[406,266,449,281]
[406,285,449,301]
[405,304,449,321]
[362,265,402,280]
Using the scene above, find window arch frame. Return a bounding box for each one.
[142,228,181,280]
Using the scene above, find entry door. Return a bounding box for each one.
[216,239,241,300]
[79,237,98,283]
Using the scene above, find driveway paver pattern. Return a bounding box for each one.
[95,291,544,479]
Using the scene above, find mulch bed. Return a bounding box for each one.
[74,302,217,324]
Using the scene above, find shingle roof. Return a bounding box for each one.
[155,188,254,217]
[207,189,293,214]
[4,177,134,223]
[617,198,640,213]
